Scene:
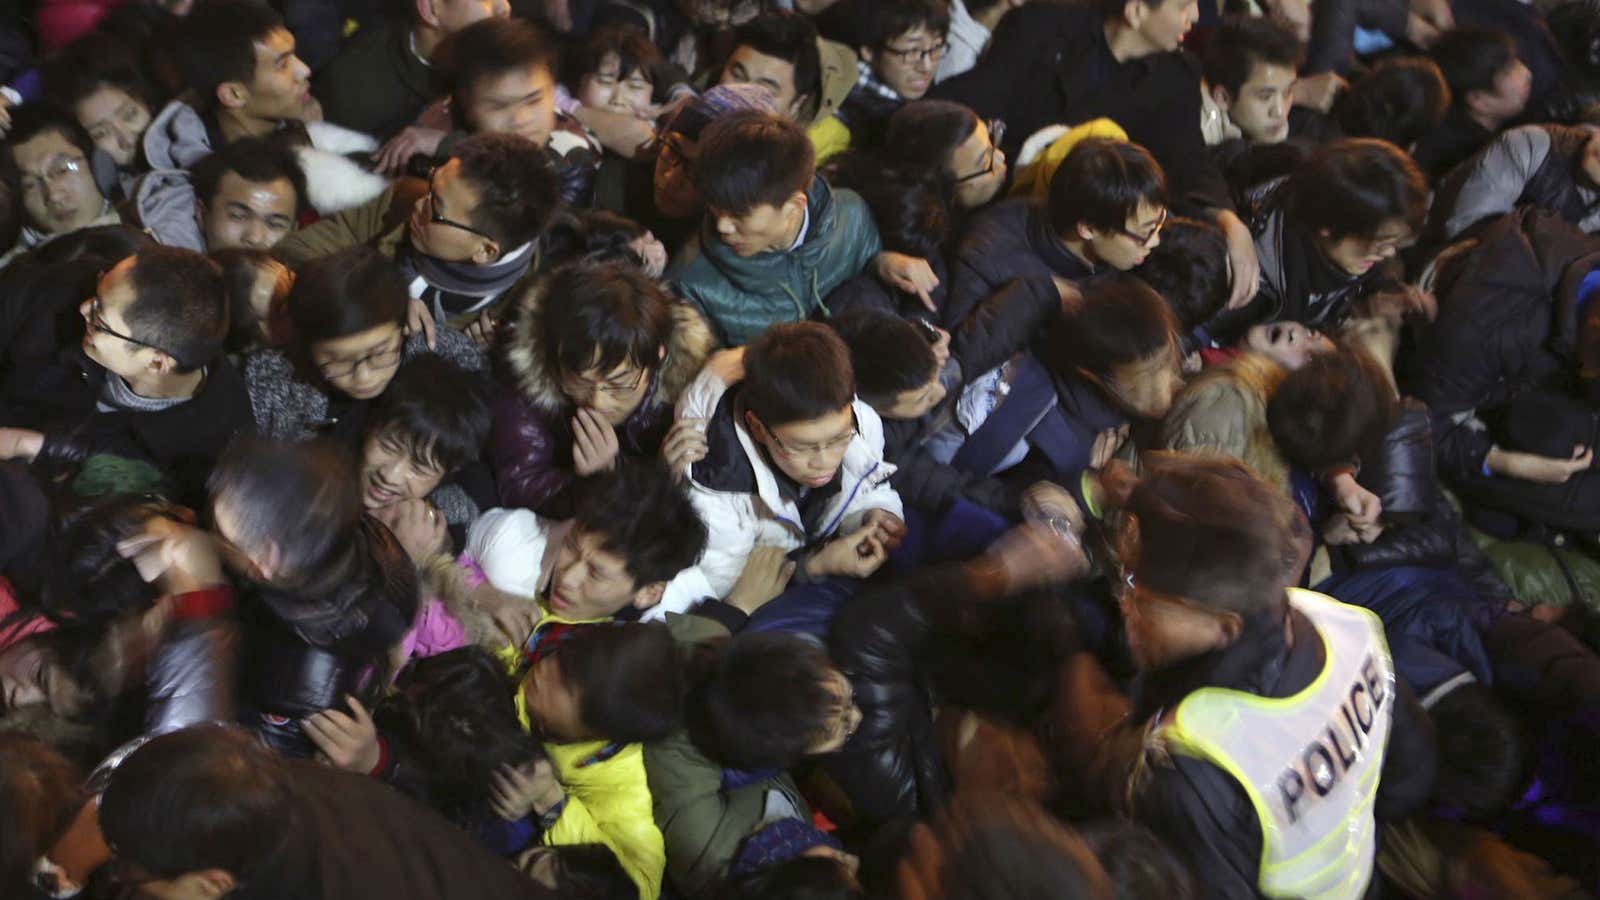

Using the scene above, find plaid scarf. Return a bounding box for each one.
[855,59,904,102]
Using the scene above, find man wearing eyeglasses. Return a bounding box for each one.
[0,107,121,269]
[836,0,951,150]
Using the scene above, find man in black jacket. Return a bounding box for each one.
[934,0,1262,311]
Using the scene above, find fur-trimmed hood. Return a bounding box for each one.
[1162,352,1291,494]
[503,279,717,415]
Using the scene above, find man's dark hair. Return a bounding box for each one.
[3,105,95,172]
[1430,26,1519,99]
[1048,139,1168,238]
[41,497,183,628]
[99,726,297,888]
[857,0,951,50]
[123,246,228,372]
[376,646,538,811]
[191,137,307,217]
[720,855,863,900]
[1132,217,1231,330]
[1203,15,1304,96]
[556,622,683,743]
[1428,681,1528,820]
[286,245,408,345]
[571,463,707,586]
[531,260,675,385]
[741,321,855,428]
[539,845,636,898]
[731,13,822,114]
[1052,274,1177,378]
[1079,822,1197,900]
[1335,59,1451,149]
[207,437,364,579]
[831,309,938,409]
[368,355,492,477]
[451,133,563,250]
[565,24,661,94]
[541,208,652,269]
[687,632,842,770]
[1266,343,1398,472]
[857,178,950,257]
[176,0,285,109]
[436,17,557,121]
[1284,138,1428,238]
[694,112,815,216]
[42,32,160,114]
[0,734,85,899]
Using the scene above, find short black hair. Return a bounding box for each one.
[831,309,938,409]
[540,208,652,269]
[564,24,661,94]
[176,0,285,109]
[207,436,364,578]
[1048,139,1168,238]
[377,646,538,811]
[1335,58,1451,149]
[1203,16,1304,96]
[1430,26,1519,98]
[286,245,408,345]
[687,632,841,770]
[731,12,822,113]
[1132,216,1231,330]
[571,462,707,586]
[452,133,564,250]
[211,246,282,351]
[1079,822,1197,900]
[857,0,951,50]
[720,855,862,900]
[741,321,855,428]
[436,17,557,119]
[556,622,683,743]
[857,177,950,257]
[42,31,160,115]
[1283,138,1428,239]
[100,726,297,887]
[1266,343,1398,472]
[3,105,95,172]
[1052,273,1177,378]
[41,497,182,628]
[694,112,815,216]
[367,355,492,477]
[536,845,636,898]
[530,260,676,384]
[123,246,228,372]
[191,137,307,217]
[1428,681,1528,820]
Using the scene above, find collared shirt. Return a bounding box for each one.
[787,204,812,252]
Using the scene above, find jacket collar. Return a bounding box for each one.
[699,176,838,290]
[1026,205,1095,281]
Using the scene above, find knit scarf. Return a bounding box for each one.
[396,241,535,321]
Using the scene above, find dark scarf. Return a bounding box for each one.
[396,241,536,320]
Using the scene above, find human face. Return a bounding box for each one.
[1319,218,1411,277]
[1471,59,1532,127]
[462,63,557,147]
[804,669,863,755]
[653,131,701,220]
[201,172,297,250]
[561,357,652,425]
[428,0,508,35]
[577,53,655,118]
[310,322,404,400]
[12,130,103,236]
[75,84,152,169]
[880,370,946,420]
[521,654,588,742]
[80,259,166,380]
[242,28,313,123]
[1083,201,1167,271]
[409,159,494,262]
[866,25,945,100]
[1133,0,1198,53]
[548,527,654,620]
[0,639,87,716]
[1224,61,1297,144]
[949,119,1008,210]
[710,199,802,258]
[751,405,856,488]
[1242,321,1333,371]
[721,46,803,119]
[361,427,446,509]
[1104,342,1184,419]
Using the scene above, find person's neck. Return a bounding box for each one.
[127,367,204,400]
[1103,19,1157,63]
[411,22,443,61]
[777,208,805,252]
[215,106,280,143]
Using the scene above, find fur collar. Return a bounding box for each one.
[503,278,717,414]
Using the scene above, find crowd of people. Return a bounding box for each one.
[2,0,1600,896]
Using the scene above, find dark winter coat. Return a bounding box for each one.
[1429,124,1600,244]
[945,198,1092,332]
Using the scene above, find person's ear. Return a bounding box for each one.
[787,91,814,121]
[148,350,177,375]
[744,410,770,444]
[785,190,808,220]
[1075,221,1100,243]
[1462,88,1492,118]
[195,197,208,230]
[1213,609,1244,649]
[216,81,250,111]
[1123,0,1148,29]
[470,237,502,265]
[657,344,668,363]
[857,46,874,65]
[256,538,283,581]
[415,0,442,29]
[1209,82,1234,111]
[631,582,666,610]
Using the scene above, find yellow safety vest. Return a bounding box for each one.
[1162,589,1395,900]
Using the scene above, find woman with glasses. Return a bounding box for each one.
[244,246,485,444]
[492,259,715,517]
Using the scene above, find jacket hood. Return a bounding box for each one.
[503,278,718,415]
[699,176,839,290]
[807,37,858,128]
[1163,353,1291,493]
[143,100,212,172]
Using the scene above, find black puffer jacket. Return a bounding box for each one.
[1401,208,1600,483]
[945,199,1091,333]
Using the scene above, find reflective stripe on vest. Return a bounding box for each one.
[1162,589,1396,900]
